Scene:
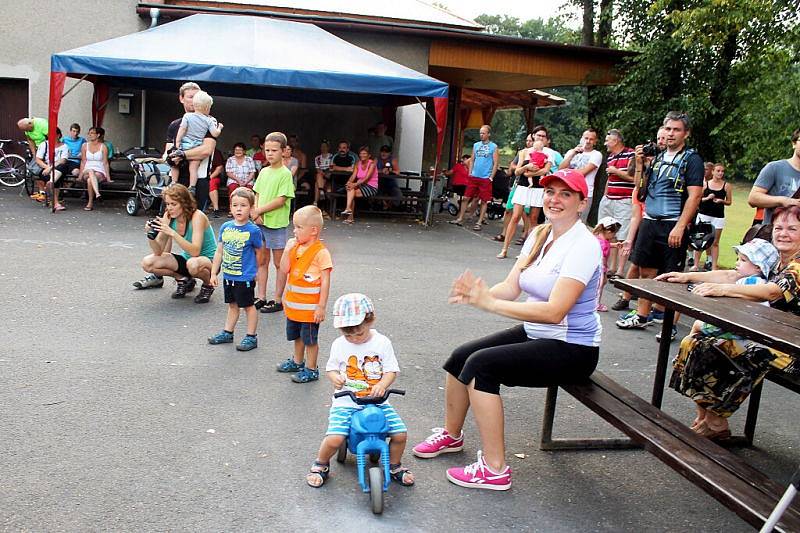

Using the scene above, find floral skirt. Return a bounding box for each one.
[669,331,797,418]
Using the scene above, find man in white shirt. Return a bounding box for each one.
[33,127,71,211]
[559,128,603,222]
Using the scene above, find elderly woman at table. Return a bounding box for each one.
[656,205,800,439]
[412,169,603,491]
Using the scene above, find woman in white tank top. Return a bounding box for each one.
[79,127,111,211]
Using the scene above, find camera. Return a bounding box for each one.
[146,218,160,240]
[641,141,659,157]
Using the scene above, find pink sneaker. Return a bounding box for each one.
[446,451,512,491]
[412,427,464,458]
[597,303,608,312]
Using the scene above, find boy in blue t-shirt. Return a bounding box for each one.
[208,187,264,351]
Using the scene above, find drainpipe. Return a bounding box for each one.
[149,7,160,28]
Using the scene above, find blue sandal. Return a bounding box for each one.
[390,464,415,486]
[306,461,330,488]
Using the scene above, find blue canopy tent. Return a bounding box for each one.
[47,14,449,209]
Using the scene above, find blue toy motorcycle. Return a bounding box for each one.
[334,389,405,514]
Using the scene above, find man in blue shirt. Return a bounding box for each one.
[450,125,499,231]
[61,123,86,178]
[617,111,704,331]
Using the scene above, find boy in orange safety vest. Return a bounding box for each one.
[276,205,333,383]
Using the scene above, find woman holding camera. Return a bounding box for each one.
[139,184,217,303]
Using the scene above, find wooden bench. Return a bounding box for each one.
[325,190,426,219]
[540,371,800,532]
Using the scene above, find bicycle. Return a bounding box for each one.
[0,139,32,192]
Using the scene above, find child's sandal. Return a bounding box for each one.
[389,464,415,487]
[306,461,330,488]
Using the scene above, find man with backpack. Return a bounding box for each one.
[616,111,704,331]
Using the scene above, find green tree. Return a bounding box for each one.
[595,0,800,177]
[474,14,580,43]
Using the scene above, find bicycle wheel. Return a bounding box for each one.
[0,154,27,187]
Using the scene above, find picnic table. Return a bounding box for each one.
[536,277,800,531]
[615,278,800,443]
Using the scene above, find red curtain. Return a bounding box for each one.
[47,71,67,164]
[433,97,448,175]
[92,82,110,128]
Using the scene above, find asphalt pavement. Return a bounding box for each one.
[1,189,796,532]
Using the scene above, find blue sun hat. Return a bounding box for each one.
[732,238,779,278]
[333,293,375,328]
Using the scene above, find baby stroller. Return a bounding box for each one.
[124,147,171,216]
[483,168,510,220]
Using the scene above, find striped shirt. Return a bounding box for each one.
[604,147,635,200]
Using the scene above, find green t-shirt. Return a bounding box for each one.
[25,117,49,147]
[253,164,295,229]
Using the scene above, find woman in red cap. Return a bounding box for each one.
[412,169,604,491]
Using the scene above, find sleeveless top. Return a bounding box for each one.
[170,215,217,260]
[284,240,327,323]
[698,180,726,218]
[356,160,378,188]
[84,144,106,174]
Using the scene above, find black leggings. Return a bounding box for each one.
[443,325,599,395]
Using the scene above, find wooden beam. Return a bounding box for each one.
[430,41,618,87]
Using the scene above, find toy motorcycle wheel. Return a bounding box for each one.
[368,467,384,514]
[336,439,347,463]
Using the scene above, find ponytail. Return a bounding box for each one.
[520,223,552,271]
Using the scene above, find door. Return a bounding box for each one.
[0,78,29,156]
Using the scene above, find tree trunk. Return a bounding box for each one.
[582,0,595,46]
[597,0,613,47]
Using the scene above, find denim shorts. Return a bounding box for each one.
[259,225,287,250]
[286,318,319,345]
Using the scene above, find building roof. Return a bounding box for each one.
[181,0,481,29]
[51,14,448,103]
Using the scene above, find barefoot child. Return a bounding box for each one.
[276,205,332,382]
[207,187,264,351]
[593,216,621,311]
[252,132,296,314]
[306,293,414,488]
[173,90,223,191]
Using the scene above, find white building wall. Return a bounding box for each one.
[0,0,146,149]
[0,5,439,167]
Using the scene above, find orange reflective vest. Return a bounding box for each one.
[284,240,326,323]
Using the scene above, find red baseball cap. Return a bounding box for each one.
[540,169,588,198]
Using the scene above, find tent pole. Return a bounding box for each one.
[140,90,147,147]
[414,97,437,125]
[61,74,88,99]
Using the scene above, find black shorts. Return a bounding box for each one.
[451,184,466,196]
[629,218,689,274]
[286,318,319,346]
[443,325,599,395]
[171,253,191,278]
[223,279,256,308]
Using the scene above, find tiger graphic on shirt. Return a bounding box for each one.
[343,354,384,397]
